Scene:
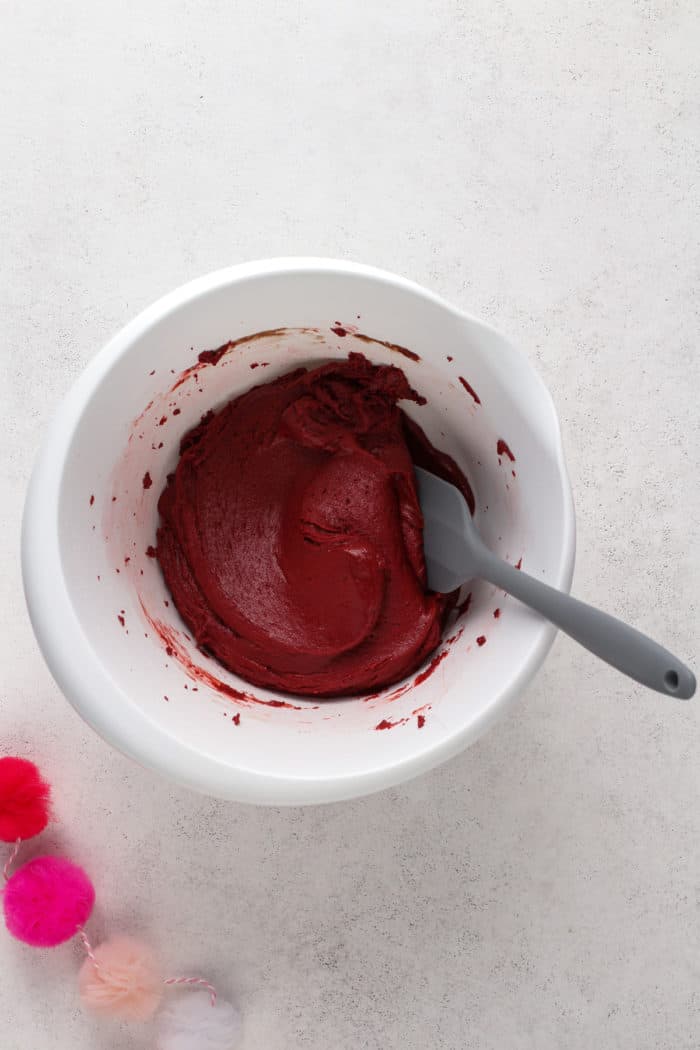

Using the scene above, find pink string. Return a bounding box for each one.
[3,838,21,882]
[78,926,217,1007]
[77,926,104,973]
[163,975,217,1007]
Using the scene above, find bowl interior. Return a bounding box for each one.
[29,263,573,803]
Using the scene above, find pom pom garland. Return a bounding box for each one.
[1,756,238,1040]
[0,757,51,841]
[78,934,163,1020]
[156,990,242,1050]
[3,855,95,946]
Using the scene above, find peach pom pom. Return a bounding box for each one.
[0,757,51,841]
[3,855,94,946]
[78,935,162,1020]
[156,991,241,1050]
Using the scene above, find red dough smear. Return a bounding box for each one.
[155,353,472,697]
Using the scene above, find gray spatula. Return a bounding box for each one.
[415,466,695,699]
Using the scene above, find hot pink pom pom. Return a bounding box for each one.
[78,935,162,1020]
[0,757,51,841]
[3,856,95,946]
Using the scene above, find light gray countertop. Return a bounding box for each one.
[2,2,698,1047]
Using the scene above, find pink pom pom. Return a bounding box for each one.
[78,935,162,1020]
[3,856,95,946]
[0,757,51,841]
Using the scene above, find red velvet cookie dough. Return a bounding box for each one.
[156,353,471,697]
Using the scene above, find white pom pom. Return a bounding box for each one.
[156,990,241,1050]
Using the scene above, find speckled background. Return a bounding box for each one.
[2,2,699,1047]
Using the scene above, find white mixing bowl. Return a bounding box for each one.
[22,259,575,804]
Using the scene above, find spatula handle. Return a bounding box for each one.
[480,553,695,699]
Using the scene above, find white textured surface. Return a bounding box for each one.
[1,1,698,1047]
